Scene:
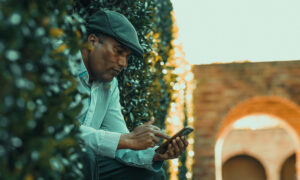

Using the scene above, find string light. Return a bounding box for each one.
[165,11,195,180]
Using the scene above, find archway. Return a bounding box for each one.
[215,96,300,180]
[222,155,266,180]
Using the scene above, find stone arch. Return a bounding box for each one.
[215,96,300,180]
[222,154,267,180]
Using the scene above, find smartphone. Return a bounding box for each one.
[155,126,193,154]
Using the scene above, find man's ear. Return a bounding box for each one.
[87,34,99,45]
[86,34,97,51]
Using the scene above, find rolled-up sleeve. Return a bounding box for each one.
[115,147,164,172]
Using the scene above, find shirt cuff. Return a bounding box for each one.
[98,131,121,158]
[143,146,164,172]
[152,161,164,171]
[115,146,164,172]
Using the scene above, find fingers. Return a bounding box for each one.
[146,136,158,148]
[143,122,162,134]
[138,119,169,139]
[144,125,169,140]
[160,136,190,160]
[170,136,189,157]
[131,120,172,149]
[154,131,170,139]
[147,130,161,145]
[177,137,185,149]
[143,118,164,134]
[167,139,181,159]
[144,118,155,125]
[172,139,181,156]
[151,125,161,131]
[182,136,189,146]
[152,135,160,144]
[167,143,174,157]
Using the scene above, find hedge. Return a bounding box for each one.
[0,0,176,179]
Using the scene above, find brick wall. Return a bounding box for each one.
[192,61,300,180]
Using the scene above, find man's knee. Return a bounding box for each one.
[98,156,165,180]
[125,167,165,180]
[153,169,166,180]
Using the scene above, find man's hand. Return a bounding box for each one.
[153,136,189,161]
[118,119,170,150]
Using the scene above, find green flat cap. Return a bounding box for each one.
[87,10,144,58]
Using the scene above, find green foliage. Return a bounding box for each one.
[0,0,84,179]
[1,0,176,179]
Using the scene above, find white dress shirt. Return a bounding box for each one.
[70,51,163,171]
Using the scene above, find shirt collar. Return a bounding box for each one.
[77,52,88,74]
[72,50,90,86]
[73,50,112,89]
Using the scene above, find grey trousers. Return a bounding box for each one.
[80,147,166,180]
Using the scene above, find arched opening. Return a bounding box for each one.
[280,153,296,180]
[220,114,296,180]
[222,155,266,180]
[215,96,300,180]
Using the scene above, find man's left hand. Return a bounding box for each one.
[153,136,189,161]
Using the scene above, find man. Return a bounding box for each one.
[75,10,189,180]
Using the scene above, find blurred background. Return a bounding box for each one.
[1,0,300,180]
[170,0,300,179]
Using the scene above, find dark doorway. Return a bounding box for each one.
[280,154,296,180]
[222,155,266,180]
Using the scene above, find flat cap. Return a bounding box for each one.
[86,10,144,58]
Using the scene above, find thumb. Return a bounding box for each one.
[144,117,155,125]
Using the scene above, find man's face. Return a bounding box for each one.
[87,34,132,82]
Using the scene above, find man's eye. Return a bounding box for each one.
[115,47,123,54]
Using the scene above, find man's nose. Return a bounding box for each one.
[119,55,128,68]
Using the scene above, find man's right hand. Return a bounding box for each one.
[118,119,170,150]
